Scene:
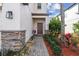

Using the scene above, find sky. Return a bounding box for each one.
[48,3,74,17]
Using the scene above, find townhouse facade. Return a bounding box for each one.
[0,3,49,51]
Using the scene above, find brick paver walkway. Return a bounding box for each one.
[29,36,49,56]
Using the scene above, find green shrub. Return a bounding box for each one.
[49,17,61,37]
[47,35,61,55]
[48,35,59,45]
[44,31,62,56]
[43,34,49,40]
[47,36,52,42]
[53,45,61,56]
[51,41,57,47]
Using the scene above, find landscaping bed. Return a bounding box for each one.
[43,34,62,56]
[44,39,54,56]
[43,35,79,56]
[61,44,79,56]
[43,16,79,56]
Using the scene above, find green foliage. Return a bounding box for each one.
[49,17,61,37]
[43,34,49,40]
[44,18,62,55]
[73,21,79,32]
[53,45,61,56]
[47,35,61,55]
[71,33,79,47]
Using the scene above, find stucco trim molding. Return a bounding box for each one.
[32,13,48,16]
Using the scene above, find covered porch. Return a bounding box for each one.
[33,18,45,35]
[32,13,49,35]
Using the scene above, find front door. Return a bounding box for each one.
[37,23,43,35]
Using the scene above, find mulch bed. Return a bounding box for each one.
[44,39,79,56]
[44,39,55,56]
[61,44,79,56]
[62,47,79,56]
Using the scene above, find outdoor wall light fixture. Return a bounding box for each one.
[6,11,13,19]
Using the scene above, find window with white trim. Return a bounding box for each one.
[37,3,41,9]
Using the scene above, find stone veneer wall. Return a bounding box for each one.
[1,31,25,52]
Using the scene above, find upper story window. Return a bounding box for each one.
[6,11,13,19]
[22,3,29,6]
[37,3,41,9]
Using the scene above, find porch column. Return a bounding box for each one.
[45,17,49,34]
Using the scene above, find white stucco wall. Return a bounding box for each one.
[0,3,49,50]
[29,3,47,14]
[0,32,1,51]
[0,3,33,50]
[0,6,2,51]
[0,3,21,30]
[30,3,49,34]
[0,3,21,51]
[20,4,33,42]
[65,4,79,33]
[45,16,50,30]
[0,9,2,32]
[0,9,2,19]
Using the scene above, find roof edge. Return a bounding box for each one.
[56,3,77,17]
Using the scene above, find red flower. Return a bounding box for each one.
[65,33,71,40]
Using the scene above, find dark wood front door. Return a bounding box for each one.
[37,23,43,34]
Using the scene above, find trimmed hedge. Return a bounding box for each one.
[43,34,61,55]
